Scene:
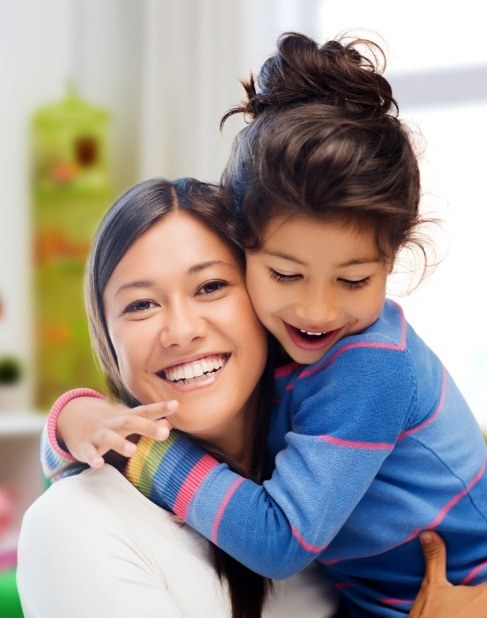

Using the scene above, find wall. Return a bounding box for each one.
[0,0,73,405]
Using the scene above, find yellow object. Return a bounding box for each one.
[32,88,111,409]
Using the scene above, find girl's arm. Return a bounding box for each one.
[41,389,177,481]
[125,345,416,579]
[410,532,487,617]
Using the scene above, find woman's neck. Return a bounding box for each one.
[197,388,260,476]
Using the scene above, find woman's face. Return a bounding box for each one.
[103,211,267,450]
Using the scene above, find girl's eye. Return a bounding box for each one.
[123,299,157,313]
[197,280,229,295]
[339,277,371,289]
[268,268,302,283]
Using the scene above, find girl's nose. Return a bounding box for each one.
[294,286,338,327]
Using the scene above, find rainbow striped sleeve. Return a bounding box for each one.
[125,435,220,518]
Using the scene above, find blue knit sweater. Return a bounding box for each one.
[43,300,487,616]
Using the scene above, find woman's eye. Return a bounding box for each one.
[339,277,371,289]
[124,299,157,313]
[197,280,229,295]
[268,268,301,283]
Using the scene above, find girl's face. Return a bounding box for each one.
[103,211,267,453]
[245,216,390,365]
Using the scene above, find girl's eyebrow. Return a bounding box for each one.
[261,250,306,266]
[262,250,379,268]
[339,258,381,267]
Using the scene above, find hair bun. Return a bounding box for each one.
[223,32,398,126]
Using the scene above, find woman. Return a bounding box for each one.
[17,177,339,617]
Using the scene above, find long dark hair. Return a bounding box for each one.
[85,177,272,617]
[222,32,429,270]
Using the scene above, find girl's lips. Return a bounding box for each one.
[283,322,341,352]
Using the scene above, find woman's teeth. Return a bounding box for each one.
[164,355,227,384]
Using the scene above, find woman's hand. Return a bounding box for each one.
[57,397,178,468]
[409,531,487,617]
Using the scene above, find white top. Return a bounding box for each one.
[17,464,339,617]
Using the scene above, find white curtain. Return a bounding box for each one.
[138,0,323,183]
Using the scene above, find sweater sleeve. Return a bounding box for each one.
[40,388,106,481]
[125,346,416,579]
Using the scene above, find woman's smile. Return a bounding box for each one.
[157,352,230,391]
[103,210,268,446]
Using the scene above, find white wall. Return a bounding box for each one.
[319,0,487,426]
[0,0,74,405]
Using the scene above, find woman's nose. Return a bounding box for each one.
[159,301,206,348]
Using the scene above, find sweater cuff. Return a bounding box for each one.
[125,434,220,519]
[47,388,106,460]
[125,434,177,498]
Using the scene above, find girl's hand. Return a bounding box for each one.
[409,531,487,617]
[57,397,178,468]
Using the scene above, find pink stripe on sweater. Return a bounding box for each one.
[211,477,245,544]
[401,459,487,544]
[291,525,327,553]
[298,303,407,381]
[461,559,487,585]
[173,455,219,519]
[275,361,300,379]
[425,459,486,529]
[380,597,413,607]
[321,459,487,564]
[320,434,393,450]
[399,367,447,441]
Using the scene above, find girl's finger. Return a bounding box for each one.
[91,429,137,458]
[131,400,179,420]
[108,415,172,440]
[79,442,105,469]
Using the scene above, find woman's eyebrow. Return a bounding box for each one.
[115,280,154,295]
[114,261,236,296]
[187,260,236,274]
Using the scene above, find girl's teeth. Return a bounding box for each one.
[300,329,326,336]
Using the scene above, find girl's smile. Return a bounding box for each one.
[245,216,390,365]
[283,322,343,352]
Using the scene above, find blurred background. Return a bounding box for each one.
[0,0,486,613]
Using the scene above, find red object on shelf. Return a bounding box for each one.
[0,485,16,540]
[0,548,16,571]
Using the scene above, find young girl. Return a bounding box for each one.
[42,34,487,616]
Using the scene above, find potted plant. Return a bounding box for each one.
[0,356,23,412]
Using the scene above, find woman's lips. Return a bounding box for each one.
[157,353,229,392]
[284,322,340,352]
